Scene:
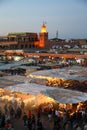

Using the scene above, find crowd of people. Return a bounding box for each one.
[0,98,87,130]
[0,102,44,130]
[22,109,43,130]
[46,103,87,130]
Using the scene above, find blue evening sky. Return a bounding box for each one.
[0,0,87,39]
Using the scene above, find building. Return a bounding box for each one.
[0,24,87,52]
[0,23,48,50]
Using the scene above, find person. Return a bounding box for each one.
[27,117,32,130]
[55,109,59,117]
[10,107,15,119]
[4,120,11,130]
[9,124,14,130]
[5,113,10,123]
[31,114,36,130]
[53,123,61,130]
[74,123,82,130]
[64,120,71,130]
[1,113,5,128]
[0,107,2,114]
[0,113,2,129]
[16,107,22,119]
[10,126,14,130]
[4,104,8,114]
[84,122,87,130]
[37,119,43,130]
[48,108,52,120]
[20,98,25,110]
[28,110,31,119]
[37,109,41,119]
[22,112,28,127]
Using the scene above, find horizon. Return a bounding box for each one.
[0,0,87,39]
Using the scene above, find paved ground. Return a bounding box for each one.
[12,115,54,130]
[0,112,54,130]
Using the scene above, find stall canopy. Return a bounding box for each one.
[30,66,87,81]
[5,83,87,104]
[41,88,87,104]
[0,60,30,70]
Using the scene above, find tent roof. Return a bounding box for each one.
[41,88,87,104]
[0,60,33,70]
[5,83,87,104]
[30,66,87,81]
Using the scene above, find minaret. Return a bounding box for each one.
[39,23,48,48]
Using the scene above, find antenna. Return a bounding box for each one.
[45,21,47,25]
[43,21,47,25]
[56,30,58,39]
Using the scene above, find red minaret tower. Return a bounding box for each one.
[39,23,48,48]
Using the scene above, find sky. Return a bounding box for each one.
[0,0,87,39]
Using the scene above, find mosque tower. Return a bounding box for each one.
[39,23,48,48]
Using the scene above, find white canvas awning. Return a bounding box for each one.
[29,66,87,81]
[41,88,87,104]
[5,83,87,104]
